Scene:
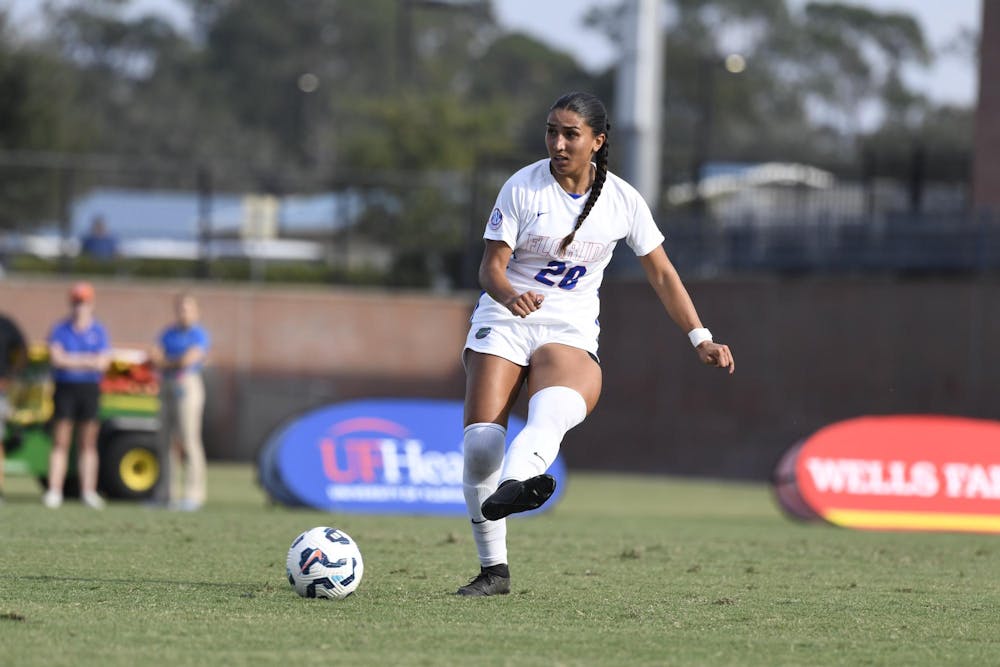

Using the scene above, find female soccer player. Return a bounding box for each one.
[456,92,734,596]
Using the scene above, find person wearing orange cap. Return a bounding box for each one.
[43,282,111,509]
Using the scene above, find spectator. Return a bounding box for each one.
[0,312,28,505]
[44,282,111,509]
[80,215,119,261]
[151,293,210,511]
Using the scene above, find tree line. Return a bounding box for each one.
[0,0,976,231]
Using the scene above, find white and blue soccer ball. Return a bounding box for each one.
[286,527,364,599]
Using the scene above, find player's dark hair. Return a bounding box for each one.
[550,91,610,255]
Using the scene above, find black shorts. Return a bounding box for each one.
[52,382,101,422]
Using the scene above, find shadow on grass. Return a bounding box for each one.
[4,574,265,590]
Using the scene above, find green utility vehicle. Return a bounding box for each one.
[3,345,163,499]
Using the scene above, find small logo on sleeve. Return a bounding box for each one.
[488,208,503,230]
[475,327,492,339]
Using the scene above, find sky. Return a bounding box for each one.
[492,0,981,107]
[4,0,982,107]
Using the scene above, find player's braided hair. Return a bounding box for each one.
[552,92,610,256]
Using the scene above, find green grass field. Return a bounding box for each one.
[1,465,997,666]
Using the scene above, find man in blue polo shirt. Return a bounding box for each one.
[44,282,111,509]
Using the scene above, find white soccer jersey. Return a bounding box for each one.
[471,158,665,339]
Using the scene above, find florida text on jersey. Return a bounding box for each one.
[471,158,665,342]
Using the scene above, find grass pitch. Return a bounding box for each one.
[0,465,997,666]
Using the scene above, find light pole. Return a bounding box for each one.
[615,0,664,210]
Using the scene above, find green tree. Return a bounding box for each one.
[469,32,594,162]
[0,10,88,229]
[584,0,944,186]
[588,0,825,184]
[798,2,931,136]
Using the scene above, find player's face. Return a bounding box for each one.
[70,300,94,326]
[70,300,94,319]
[176,297,198,327]
[545,109,605,181]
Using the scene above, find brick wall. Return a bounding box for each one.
[2,275,997,479]
[0,278,471,461]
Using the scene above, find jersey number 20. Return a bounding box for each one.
[534,261,587,290]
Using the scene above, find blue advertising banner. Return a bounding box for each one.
[258,399,568,516]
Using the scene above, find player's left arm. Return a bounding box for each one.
[638,245,734,374]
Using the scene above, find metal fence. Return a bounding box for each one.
[652,212,1000,278]
[0,151,486,288]
[1,150,997,286]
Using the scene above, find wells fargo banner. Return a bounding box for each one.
[258,399,567,516]
[774,415,1000,533]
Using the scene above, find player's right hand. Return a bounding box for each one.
[504,291,544,318]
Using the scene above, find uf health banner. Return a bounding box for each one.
[773,415,1000,534]
[258,399,567,516]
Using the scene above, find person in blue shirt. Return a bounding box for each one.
[151,292,210,511]
[44,282,111,509]
[80,215,119,261]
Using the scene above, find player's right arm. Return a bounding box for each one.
[479,240,544,318]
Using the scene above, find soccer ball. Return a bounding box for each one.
[286,527,364,599]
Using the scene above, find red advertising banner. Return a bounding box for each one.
[783,415,1000,533]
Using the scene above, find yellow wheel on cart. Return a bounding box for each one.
[119,447,160,493]
[100,435,162,499]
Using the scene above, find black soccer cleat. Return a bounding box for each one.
[480,474,556,521]
[455,564,511,596]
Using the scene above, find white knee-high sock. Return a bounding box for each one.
[462,422,508,567]
[500,386,587,482]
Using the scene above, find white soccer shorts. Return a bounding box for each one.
[463,318,599,368]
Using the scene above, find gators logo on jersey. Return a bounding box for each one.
[488,208,503,230]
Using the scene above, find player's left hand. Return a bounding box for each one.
[696,341,734,374]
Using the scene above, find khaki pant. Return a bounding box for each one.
[160,372,206,505]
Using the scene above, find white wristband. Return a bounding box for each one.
[688,327,713,348]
